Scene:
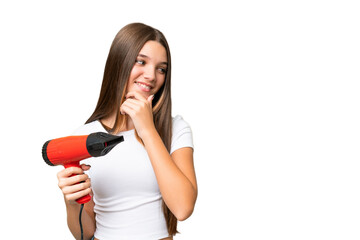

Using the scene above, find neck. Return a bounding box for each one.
[126,117,135,131]
[101,113,135,132]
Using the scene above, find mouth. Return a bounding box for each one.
[135,81,153,92]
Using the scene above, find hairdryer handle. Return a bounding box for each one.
[75,194,91,205]
[64,162,91,204]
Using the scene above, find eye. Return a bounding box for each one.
[136,59,145,65]
[158,67,167,74]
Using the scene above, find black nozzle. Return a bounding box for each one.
[86,132,124,157]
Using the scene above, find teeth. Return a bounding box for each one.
[136,82,151,90]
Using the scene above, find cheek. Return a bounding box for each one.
[157,75,166,87]
[129,66,142,82]
[126,67,141,91]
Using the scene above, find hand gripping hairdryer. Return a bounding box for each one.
[42,132,124,204]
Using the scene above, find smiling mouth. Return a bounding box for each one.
[135,81,152,91]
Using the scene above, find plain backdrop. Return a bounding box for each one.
[0,0,359,239]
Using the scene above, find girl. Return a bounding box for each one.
[56,23,197,240]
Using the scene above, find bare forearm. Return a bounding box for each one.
[142,129,197,220]
[65,201,95,240]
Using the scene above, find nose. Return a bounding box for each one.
[143,65,156,81]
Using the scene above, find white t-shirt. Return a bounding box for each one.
[73,115,193,240]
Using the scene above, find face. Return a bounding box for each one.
[126,40,168,98]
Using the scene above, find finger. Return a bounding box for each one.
[120,99,142,115]
[123,98,144,109]
[126,91,147,101]
[57,167,83,179]
[58,173,89,189]
[62,178,91,195]
[120,103,135,116]
[64,187,92,202]
[81,164,91,171]
[147,94,154,104]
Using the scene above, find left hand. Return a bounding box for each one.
[120,91,155,139]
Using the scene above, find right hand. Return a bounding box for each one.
[57,164,92,204]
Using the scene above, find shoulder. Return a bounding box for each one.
[172,115,191,133]
[171,115,194,154]
[72,120,103,136]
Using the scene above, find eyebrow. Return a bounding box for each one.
[138,54,168,65]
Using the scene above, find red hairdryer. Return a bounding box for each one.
[42,132,124,204]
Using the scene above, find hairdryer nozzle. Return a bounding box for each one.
[86,132,124,157]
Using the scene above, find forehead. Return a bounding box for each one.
[139,40,167,63]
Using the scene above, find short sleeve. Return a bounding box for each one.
[170,115,194,154]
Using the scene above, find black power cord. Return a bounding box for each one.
[79,203,84,240]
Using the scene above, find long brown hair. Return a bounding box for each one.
[86,23,178,235]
